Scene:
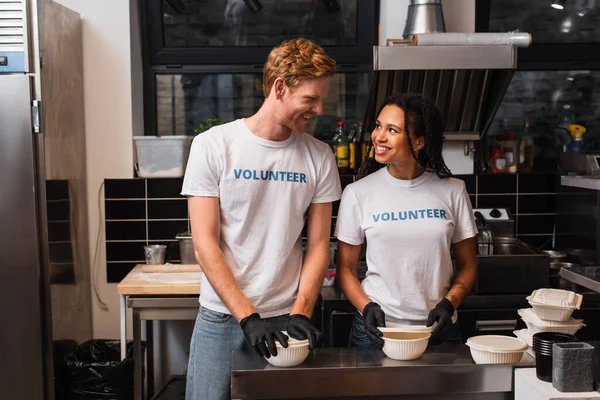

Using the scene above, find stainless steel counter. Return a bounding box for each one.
[231,343,535,400]
[561,266,600,293]
[561,175,600,191]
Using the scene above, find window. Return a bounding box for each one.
[476,0,600,68]
[142,1,378,137]
[486,70,600,170]
[154,71,371,144]
[143,0,377,65]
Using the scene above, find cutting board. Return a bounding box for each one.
[140,264,202,273]
[118,264,202,295]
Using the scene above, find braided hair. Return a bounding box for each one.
[358,93,453,180]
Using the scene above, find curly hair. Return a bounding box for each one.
[358,93,453,180]
[262,38,336,98]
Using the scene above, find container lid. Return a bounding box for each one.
[513,329,533,346]
[526,289,583,310]
[466,335,527,353]
[175,232,192,239]
[379,325,433,333]
[518,308,585,328]
[276,332,309,348]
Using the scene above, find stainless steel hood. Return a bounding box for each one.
[363,45,518,141]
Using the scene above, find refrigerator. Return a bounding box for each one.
[0,1,91,398]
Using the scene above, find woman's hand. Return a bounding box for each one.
[426,298,454,340]
[363,302,386,349]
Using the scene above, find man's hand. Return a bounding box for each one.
[363,302,386,349]
[426,298,454,340]
[286,314,323,350]
[240,313,288,358]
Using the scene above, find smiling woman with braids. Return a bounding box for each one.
[334,93,478,348]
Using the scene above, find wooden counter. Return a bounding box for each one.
[117,264,202,295]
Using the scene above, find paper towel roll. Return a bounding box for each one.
[411,32,532,48]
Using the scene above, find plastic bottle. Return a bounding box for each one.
[567,124,586,153]
[556,104,575,152]
[333,121,350,173]
[499,134,518,173]
[519,119,534,172]
[490,147,506,173]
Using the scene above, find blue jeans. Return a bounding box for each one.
[349,312,462,348]
[185,306,289,400]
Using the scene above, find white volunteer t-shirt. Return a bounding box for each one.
[181,119,341,317]
[334,167,477,324]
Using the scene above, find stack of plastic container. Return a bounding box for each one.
[513,288,584,358]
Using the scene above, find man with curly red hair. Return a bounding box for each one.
[182,38,341,400]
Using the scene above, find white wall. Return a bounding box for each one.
[379,0,476,174]
[52,0,138,340]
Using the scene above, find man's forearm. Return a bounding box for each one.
[290,242,329,317]
[195,241,255,322]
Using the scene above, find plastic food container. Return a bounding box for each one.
[513,329,534,347]
[518,308,585,335]
[133,136,193,178]
[526,288,583,322]
[379,327,432,361]
[466,335,527,364]
[264,332,309,368]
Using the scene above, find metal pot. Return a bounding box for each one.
[176,232,196,264]
[402,0,446,38]
[544,250,568,263]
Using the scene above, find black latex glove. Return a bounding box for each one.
[362,302,386,349]
[286,314,323,350]
[426,298,454,339]
[240,313,288,358]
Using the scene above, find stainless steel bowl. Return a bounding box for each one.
[550,262,579,270]
[544,250,568,263]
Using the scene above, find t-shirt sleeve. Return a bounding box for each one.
[451,182,478,244]
[334,187,364,245]
[312,149,342,204]
[181,135,221,197]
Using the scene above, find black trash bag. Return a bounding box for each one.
[65,340,142,400]
[54,339,78,400]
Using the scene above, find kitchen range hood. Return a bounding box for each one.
[363,44,518,141]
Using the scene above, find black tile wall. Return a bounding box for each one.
[105,200,146,220]
[46,180,69,201]
[518,215,556,235]
[105,179,145,199]
[517,235,553,249]
[478,174,517,194]
[518,194,556,214]
[478,194,517,215]
[455,174,476,194]
[518,173,558,194]
[148,199,188,219]
[47,201,70,221]
[147,178,187,198]
[48,222,71,242]
[106,241,146,262]
[148,220,189,240]
[47,179,75,284]
[105,221,147,241]
[103,173,559,282]
[107,263,138,283]
[105,178,189,282]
